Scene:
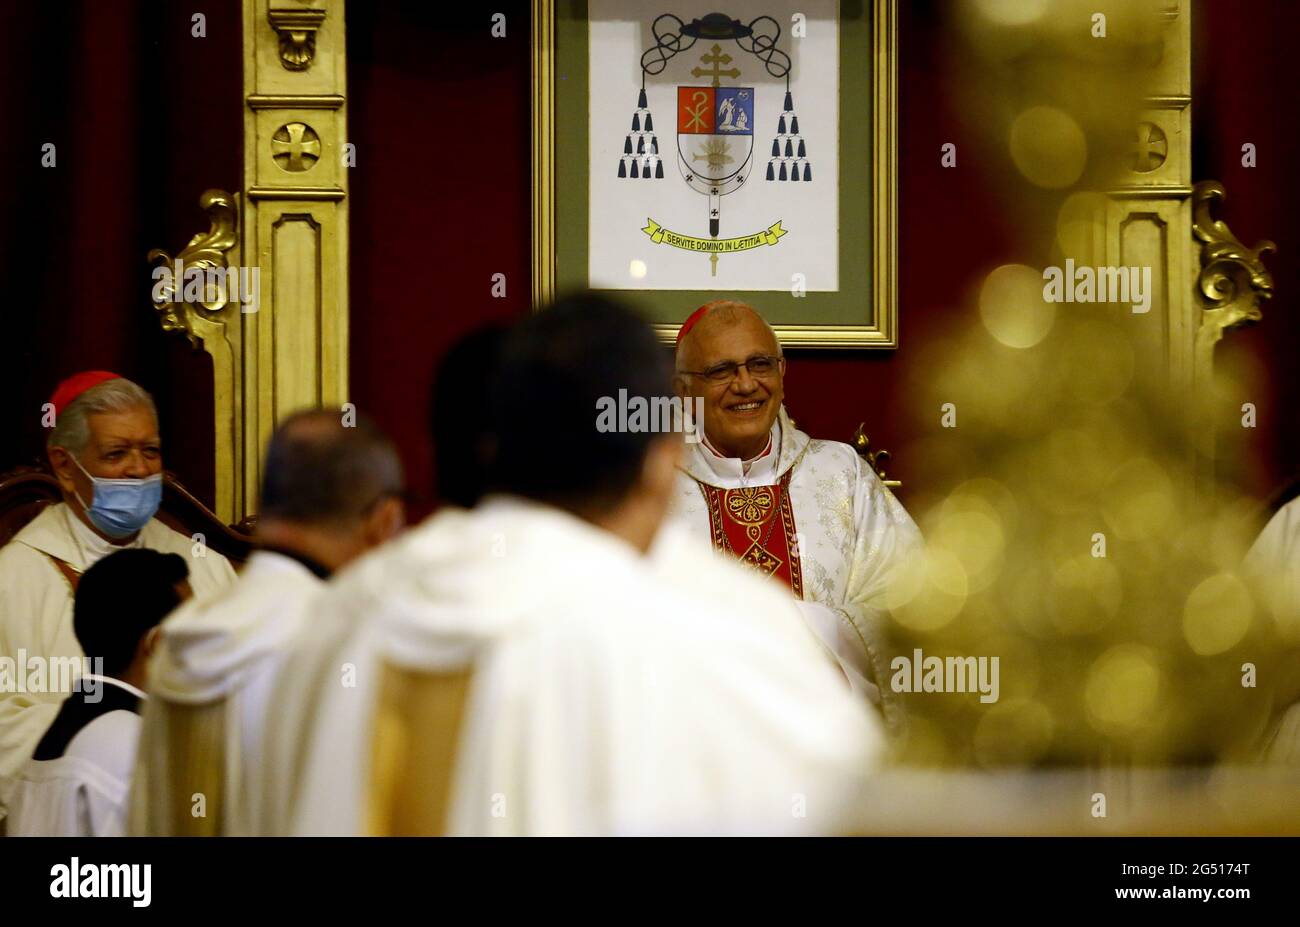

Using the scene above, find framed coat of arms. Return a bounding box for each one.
[532,1,898,347]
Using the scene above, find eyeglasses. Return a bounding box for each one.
[677,354,783,384]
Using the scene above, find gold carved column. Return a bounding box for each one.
[151,2,349,524]
[1103,3,1194,391]
[241,0,350,521]
[1097,3,1272,480]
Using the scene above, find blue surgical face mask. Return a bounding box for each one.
[69,454,163,539]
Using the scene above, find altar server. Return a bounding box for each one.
[8,549,189,836]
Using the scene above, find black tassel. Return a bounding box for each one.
[632,113,640,132]
[637,135,645,154]
[655,159,664,179]
[766,161,775,181]
[645,112,654,132]
[778,115,787,135]
[624,135,632,155]
[784,90,793,112]
[791,164,800,181]
[649,136,658,154]
[771,138,780,157]
[784,139,793,158]
[638,88,647,109]
[797,139,806,158]
[803,162,811,181]
[644,158,655,177]
[630,159,640,178]
[618,159,626,178]
[791,116,800,135]
[778,162,787,181]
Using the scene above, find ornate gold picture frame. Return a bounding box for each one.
[531,0,899,348]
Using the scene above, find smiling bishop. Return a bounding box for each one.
[669,301,923,714]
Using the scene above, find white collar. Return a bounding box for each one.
[79,673,147,701]
[62,502,144,567]
[246,548,330,582]
[694,420,781,488]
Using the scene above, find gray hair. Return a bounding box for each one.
[259,408,405,526]
[673,299,782,369]
[48,378,159,454]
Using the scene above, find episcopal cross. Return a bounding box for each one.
[691,44,740,88]
[271,122,321,172]
[687,46,742,275]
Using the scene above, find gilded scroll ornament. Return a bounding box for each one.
[852,423,899,488]
[147,189,240,348]
[1192,180,1275,350]
[268,8,326,71]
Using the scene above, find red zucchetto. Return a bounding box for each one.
[675,304,711,345]
[49,371,122,416]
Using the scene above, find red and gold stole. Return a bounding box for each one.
[695,469,804,598]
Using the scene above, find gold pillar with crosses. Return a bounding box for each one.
[1101,2,1197,393]
[151,2,350,524]
[1101,3,1271,481]
[240,0,350,521]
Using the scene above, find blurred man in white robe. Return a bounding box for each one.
[1243,495,1300,763]
[129,409,405,835]
[0,372,235,820]
[669,300,922,717]
[8,549,189,836]
[267,297,882,836]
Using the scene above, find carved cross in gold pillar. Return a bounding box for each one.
[1129,121,1168,173]
[271,122,322,172]
[691,44,740,88]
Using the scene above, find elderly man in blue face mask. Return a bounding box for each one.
[0,371,236,822]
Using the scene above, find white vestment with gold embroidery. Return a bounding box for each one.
[667,406,923,716]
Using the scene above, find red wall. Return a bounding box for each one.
[1193,0,1300,502]
[346,3,533,516]
[0,0,242,505]
[3,2,1291,520]
[346,1,1024,519]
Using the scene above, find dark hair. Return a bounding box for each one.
[431,324,507,508]
[74,549,189,676]
[488,292,673,512]
[259,408,405,524]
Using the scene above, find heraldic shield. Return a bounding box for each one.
[676,85,754,199]
[613,13,807,259]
